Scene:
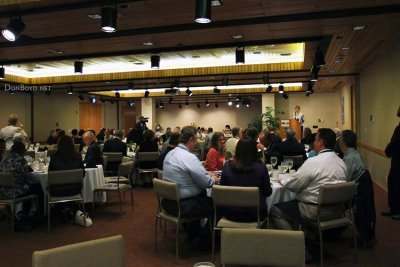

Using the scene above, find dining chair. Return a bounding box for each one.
[283,155,304,170]
[153,178,203,262]
[121,156,132,163]
[47,169,85,232]
[211,185,266,260]
[0,172,38,232]
[102,152,124,175]
[221,228,305,266]
[93,161,134,213]
[135,152,159,185]
[304,181,357,267]
[74,144,81,153]
[32,235,125,267]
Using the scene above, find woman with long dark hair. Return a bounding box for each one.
[220,137,272,222]
[205,132,225,171]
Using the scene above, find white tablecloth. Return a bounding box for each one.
[267,181,296,211]
[34,165,105,204]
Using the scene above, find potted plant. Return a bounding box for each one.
[248,106,284,132]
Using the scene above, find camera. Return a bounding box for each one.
[140,117,149,123]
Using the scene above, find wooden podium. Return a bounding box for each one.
[279,119,302,141]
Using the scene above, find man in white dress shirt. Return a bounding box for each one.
[269,128,347,230]
[0,114,28,150]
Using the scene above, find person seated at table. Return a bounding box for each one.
[220,138,272,222]
[158,132,180,170]
[224,127,241,159]
[268,126,282,145]
[96,128,106,143]
[83,131,103,168]
[275,127,307,165]
[340,130,366,181]
[301,127,312,144]
[257,129,280,163]
[46,129,59,145]
[102,129,127,173]
[305,133,317,158]
[244,127,259,141]
[205,132,225,171]
[0,141,43,216]
[0,114,28,150]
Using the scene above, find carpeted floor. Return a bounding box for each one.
[0,183,399,267]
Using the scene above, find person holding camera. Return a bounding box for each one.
[133,115,148,144]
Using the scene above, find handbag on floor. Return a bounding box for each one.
[74,210,93,227]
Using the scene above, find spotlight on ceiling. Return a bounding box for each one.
[235,46,245,64]
[90,96,96,104]
[144,90,149,97]
[2,16,25,42]
[195,0,212,24]
[128,99,134,107]
[227,99,233,106]
[173,78,180,89]
[306,81,314,96]
[278,84,284,94]
[0,66,5,79]
[197,103,201,108]
[159,102,164,109]
[78,95,84,101]
[185,101,189,106]
[235,101,240,108]
[74,60,83,73]
[315,48,325,67]
[311,65,320,81]
[67,85,73,95]
[282,92,289,99]
[266,85,273,93]
[222,76,229,86]
[155,102,159,109]
[243,100,251,108]
[213,86,221,94]
[101,6,117,33]
[178,103,182,109]
[185,88,193,96]
[205,100,210,107]
[151,54,160,69]
[127,82,134,90]
[115,91,120,98]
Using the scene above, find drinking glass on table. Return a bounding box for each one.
[270,156,278,169]
[286,159,294,171]
[281,162,289,173]
[266,164,273,176]
[38,152,46,164]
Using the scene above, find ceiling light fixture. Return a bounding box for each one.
[99,97,106,103]
[235,46,245,64]
[185,88,193,96]
[315,49,325,67]
[352,25,366,31]
[235,101,240,108]
[231,34,243,39]
[173,78,180,89]
[0,66,5,79]
[101,6,117,33]
[282,92,289,99]
[2,16,25,42]
[142,42,154,46]
[67,85,73,95]
[215,103,218,108]
[310,65,320,81]
[90,97,96,104]
[211,0,223,6]
[115,91,120,98]
[159,102,164,109]
[169,97,173,104]
[222,76,228,86]
[205,100,210,107]
[228,99,232,106]
[195,0,212,24]
[266,85,273,93]
[213,86,221,94]
[197,103,201,108]
[74,60,83,73]
[262,73,269,84]
[78,95,84,101]
[144,90,149,97]
[151,54,160,69]
[278,84,284,94]
[128,82,134,90]
[87,13,102,19]
[128,99,134,107]
[178,104,182,109]
[185,101,189,106]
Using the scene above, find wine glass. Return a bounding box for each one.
[266,164,273,176]
[286,159,294,171]
[281,162,289,173]
[270,156,278,168]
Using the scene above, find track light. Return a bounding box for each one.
[90,97,96,104]
[315,49,325,67]
[236,46,245,64]
[115,91,120,98]
[222,76,228,86]
[159,102,164,109]
[197,103,201,108]
[78,95,84,101]
[2,16,25,42]
[0,66,4,79]
[144,90,149,97]
[67,85,73,95]
[185,88,193,96]
[128,82,134,90]
[213,86,221,94]
[185,101,189,106]
[282,92,289,99]
[195,0,212,23]
[155,102,159,109]
[227,99,232,106]
[128,99,134,107]
[101,6,117,33]
[311,65,320,81]
[215,103,219,108]
[266,85,273,93]
[235,101,240,108]
[151,54,160,69]
[178,104,182,109]
[278,84,284,94]
[74,60,83,73]
[205,100,210,107]
[173,78,180,89]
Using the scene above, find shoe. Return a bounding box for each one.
[391,214,400,220]
[381,210,392,216]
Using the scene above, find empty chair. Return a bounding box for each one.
[304,181,357,267]
[93,161,134,213]
[283,155,304,170]
[153,178,203,262]
[0,172,38,231]
[32,235,125,267]
[135,152,159,185]
[211,185,266,260]
[221,228,305,266]
[47,169,85,232]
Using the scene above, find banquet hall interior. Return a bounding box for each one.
[0,0,400,266]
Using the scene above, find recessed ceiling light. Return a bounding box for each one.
[105,81,111,84]
[211,0,223,6]
[328,70,336,73]
[341,47,350,51]
[231,34,243,39]
[87,13,102,19]
[280,53,292,56]
[352,25,366,31]
[47,48,64,55]
[142,42,154,46]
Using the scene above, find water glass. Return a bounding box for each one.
[266,164,273,175]
[270,156,278,168]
